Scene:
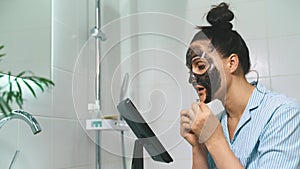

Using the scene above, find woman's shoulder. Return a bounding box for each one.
[254,82,300,113]
[263,89,300,112]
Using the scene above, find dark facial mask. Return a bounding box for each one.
[189,57,222,103]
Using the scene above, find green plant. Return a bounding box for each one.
[0,45,54,116]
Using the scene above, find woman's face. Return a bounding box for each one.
[187,40,227,103]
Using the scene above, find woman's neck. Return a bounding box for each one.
[223,78,255,119]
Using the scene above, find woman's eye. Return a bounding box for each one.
[191,57,210,74]
[198,64,206,70]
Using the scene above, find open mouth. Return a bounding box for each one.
[193,85,206,94]
[193,85,207,103]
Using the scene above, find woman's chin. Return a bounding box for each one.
[198,94,207,103]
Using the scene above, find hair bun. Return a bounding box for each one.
[207,2,234,30]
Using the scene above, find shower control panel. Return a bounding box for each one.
[86,119,129,131]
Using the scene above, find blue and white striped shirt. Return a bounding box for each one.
[208,82,300,168]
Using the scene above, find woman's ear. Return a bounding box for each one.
[227,53,239,73]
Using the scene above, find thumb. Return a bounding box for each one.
[192,102,201,115]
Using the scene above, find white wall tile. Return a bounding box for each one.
[230,1,267,40]
[136,0,187,18]
[265,0,300,37]
[18,117,52,169]
[185,0,220,11]
[184,9,209,27]
[271,75,300,101]
[53,0,88,32]
[72,74,93,121]
[70,121,95,166]
[0,119,19,169]
[0,28,51,77]
[269,35,300,76]
[0,0,51,32]
[69,165,95,169]
[52,0,89,71]
[51,119,79,169]
[99,130,126,161]
[72,38,96,76]
[52,20,84,72]
[0,0,51,78]
[135,13,195,45]
[259,77,271,90]
[102,0,121,26]
[228,0,264,2]
[52,68,77,119]
[246,39,270,78]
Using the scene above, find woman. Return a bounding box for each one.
[180,2,300,169]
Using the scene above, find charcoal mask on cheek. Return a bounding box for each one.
[191,62,222,103]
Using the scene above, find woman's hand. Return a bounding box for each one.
[180,109,199,147]
[180,108,210,169]
[180,102,221,145]
[186,102,244,169]
[190,102,220,143]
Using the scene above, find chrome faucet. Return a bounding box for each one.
[0,110,42,134]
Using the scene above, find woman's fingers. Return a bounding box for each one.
[181,109,196,121]
[199,102,211,114]
[180,109,195,136]
[192,102,201,115]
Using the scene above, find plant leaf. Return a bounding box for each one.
[0,45,5,59]
[37,77,55,86]
[0,101,7,115]
[16,71,27,78]
[28,77,44,92]
[22,79,36,98]
[15,79,23,98]
[0,97,12,115]
[2,91,12,104]
[14,91,23,108]
[8,72,12,91]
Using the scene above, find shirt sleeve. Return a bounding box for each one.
[258,104,300,168]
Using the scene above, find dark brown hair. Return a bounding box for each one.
[186,2,250,75]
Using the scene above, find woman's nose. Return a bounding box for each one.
[189,74,198,86]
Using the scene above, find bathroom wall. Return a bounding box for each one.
[1,0,299,169]
[0,0,95,168]
[0,0,51,77]
[0,0,53,168]
[114,0,300,169]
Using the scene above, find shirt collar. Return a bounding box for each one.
[247,81,267,112]
[225,82,267,144]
